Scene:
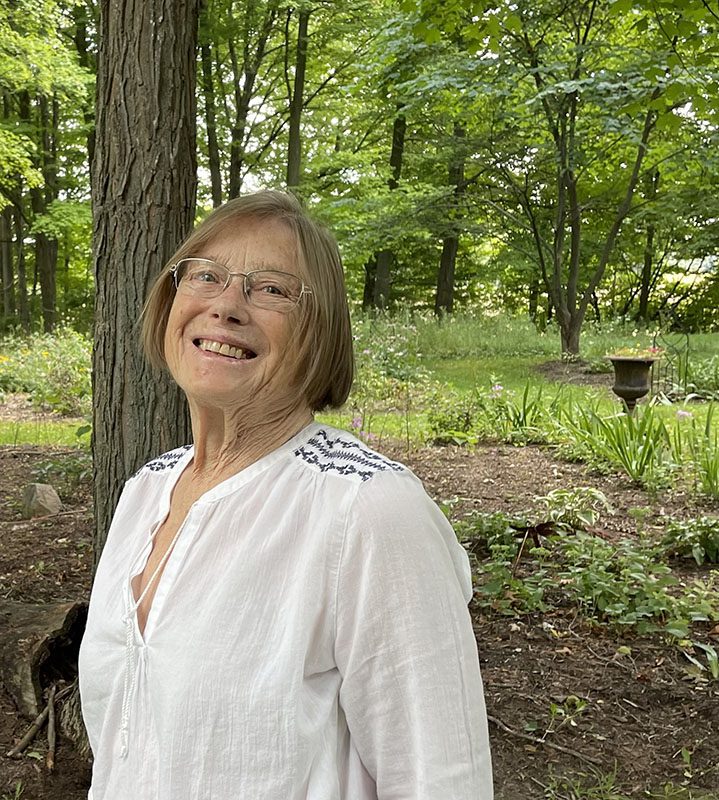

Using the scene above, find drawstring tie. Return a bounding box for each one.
[119,524,185,759]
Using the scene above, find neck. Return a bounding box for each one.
[187,398,313,481]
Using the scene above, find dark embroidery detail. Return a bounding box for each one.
[295,429,404,482]
[134,445,192,478]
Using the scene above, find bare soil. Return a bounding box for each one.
[1,422,718,799]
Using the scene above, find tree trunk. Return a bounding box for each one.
[435,237,458,315]
[362,255,376,311]
[286,8,310,192]
[226,1,278,198]
[12,202,30,331]
[373,250,392,309]
[638,169,660,322]
[200,42,222,207]
[370,109,406,309]
[71,0,96,177]
[560,314,582,356]
[435,122,465,316]
[92,0,198,557]
[0,205,14,319]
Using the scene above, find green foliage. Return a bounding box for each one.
[671,404,719,499]
[32,449,92,500]
[0,782,25,800]
[662,517,719,566]
[0,328,91,416]
[686,356,719,400]
[535,487,614,533]
[458,491,719,637]
[558,404,672,488]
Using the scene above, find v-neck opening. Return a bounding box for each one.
[125,421,321,641]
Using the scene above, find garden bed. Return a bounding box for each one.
[1,441,718,799]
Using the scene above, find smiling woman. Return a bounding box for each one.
[78,190,493,800]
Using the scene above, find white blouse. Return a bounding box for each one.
[79,422,493,799]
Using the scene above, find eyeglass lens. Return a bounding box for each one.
[174,259,305,311]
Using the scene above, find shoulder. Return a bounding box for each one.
[131,444,193,480]
[292,426,406,484]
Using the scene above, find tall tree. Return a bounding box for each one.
[435,121,466,315]
[408,0,719,350]
[286,6,311,191]
[92,0,198,553]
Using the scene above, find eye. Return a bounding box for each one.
[185,264,224,284]
[251,277,291,298]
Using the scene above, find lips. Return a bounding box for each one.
[194,338,257,360]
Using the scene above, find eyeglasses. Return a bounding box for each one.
[170,258,312,313]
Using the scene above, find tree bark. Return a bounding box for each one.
[371,109,406,309]
[638,168,660,322]
[200,42,223,207]
[286,7,310,192]
[12,202,30,331]
[362,255,376,311]
[0,206,14,319]
[92,0,198,557]
[435,122,466,316]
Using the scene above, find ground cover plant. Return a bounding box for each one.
[1,316,719,799]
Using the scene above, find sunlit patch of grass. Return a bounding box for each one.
[0,419,90,447]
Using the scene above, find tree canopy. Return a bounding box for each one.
[0,0,718,353]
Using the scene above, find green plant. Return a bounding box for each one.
[686,356,719,400]
[473,381,548,443]
[0,328,91,416]
[1,782,25,800]
[460,504,719,636]
[542,767,629,799]
[535,487,613,533]
[681,641,719,682]
[32,450,92,500]
[662,517,719,565]
[559,405,671,488]
[426,390,480,445]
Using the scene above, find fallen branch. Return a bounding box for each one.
[6,683,73,759]
[0,508,91,528]
[46,683,57,770]
[487,713,602,766]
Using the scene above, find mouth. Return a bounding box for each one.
[194,338,257,360]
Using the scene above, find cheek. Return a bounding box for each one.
[163,303,188,368]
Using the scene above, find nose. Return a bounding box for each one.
[208,275,251,324]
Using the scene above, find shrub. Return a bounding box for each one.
[661,517,719,566]
[0,329,92,417]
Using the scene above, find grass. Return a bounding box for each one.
[1,315,717,447]
[0,419,90,447]
[421,355,539,393]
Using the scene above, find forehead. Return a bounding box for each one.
[199,216,301,274]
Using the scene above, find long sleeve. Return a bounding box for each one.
[334,470,493,800]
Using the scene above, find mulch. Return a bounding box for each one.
[1,434,718,799]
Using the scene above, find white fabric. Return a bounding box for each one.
[79,422,493,800]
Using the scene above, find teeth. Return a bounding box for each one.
[197,339,250,360]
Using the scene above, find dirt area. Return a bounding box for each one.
[1,427,718,799]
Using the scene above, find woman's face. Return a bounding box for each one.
[163,217,305,411]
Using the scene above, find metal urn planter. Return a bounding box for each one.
[607,355,659,413]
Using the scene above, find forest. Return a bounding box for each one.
[0,0,718,352]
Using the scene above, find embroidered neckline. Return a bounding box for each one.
[294,428,404,482]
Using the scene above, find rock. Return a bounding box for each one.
[22,483,62,518]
